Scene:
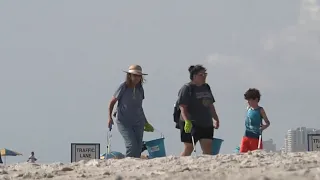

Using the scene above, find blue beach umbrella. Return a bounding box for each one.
[0,148,23,165]
[0,148,22,156]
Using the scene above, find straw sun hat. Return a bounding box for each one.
[123,65,148,75]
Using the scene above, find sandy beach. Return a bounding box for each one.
[1,150,320,180]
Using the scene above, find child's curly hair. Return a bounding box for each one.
[244,88,261,102]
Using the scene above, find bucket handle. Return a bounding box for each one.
[154,128,164,138]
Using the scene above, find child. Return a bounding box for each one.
[27,151,37,163]
[240,88,270,153]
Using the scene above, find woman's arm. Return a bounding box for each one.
[208,84,220,124]
[109,83,125,118]
[108,97,117,119]
[209,104,220,129]
[179,105,190,121]
[209,104,219,122]
[177,85,191,121]
[140,100,148,124]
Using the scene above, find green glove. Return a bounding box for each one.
[184,120,192,133]
[144,122,154,132]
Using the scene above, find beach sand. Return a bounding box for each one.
[1,150,320,180]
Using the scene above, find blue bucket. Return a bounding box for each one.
[145,137,166,158]
[212,138,224,155]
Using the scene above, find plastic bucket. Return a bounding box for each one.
[212,138,224,155]
[145,137,166,158]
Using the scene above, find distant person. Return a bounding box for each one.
[27,151,37,163]
[0,153,3,164]
[108,65,154,158]
[239,88,271,153]
[176,65,220,156]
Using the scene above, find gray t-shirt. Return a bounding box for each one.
[177,83,215,128]
[114,82,147,127]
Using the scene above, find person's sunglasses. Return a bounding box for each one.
[198,72,207,77]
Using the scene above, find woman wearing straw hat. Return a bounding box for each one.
[108,65,154,158]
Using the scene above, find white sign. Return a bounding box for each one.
[71,143,100,162]
[149,145,160,152]
[307,134,320,151]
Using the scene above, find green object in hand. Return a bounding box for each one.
[144,122,154,132]
[184,120,192,133]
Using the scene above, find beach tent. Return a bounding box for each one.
[0,148,23,164]
[234,146,240,153]
[100,151,125,159]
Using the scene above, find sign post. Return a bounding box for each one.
[71,143,100,163]
[307,134,320,151]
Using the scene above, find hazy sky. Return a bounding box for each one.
[1,0,319,163]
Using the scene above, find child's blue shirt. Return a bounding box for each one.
[244,106,263,139]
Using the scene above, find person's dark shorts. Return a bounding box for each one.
[179,120,214,143]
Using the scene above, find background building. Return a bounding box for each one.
[262,139,276,152]
[283,127,320,152]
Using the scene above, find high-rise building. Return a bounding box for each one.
[283,127,320,152]
[262,139,276,152]
[286,129,297,152]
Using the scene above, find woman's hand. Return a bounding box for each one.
[184,120,192,133]
[144,122,154,132]
[108,117,114,130]
[214,120,220,129]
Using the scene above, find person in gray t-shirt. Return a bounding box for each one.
[107,65,154,158]
[177,65,220,156]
